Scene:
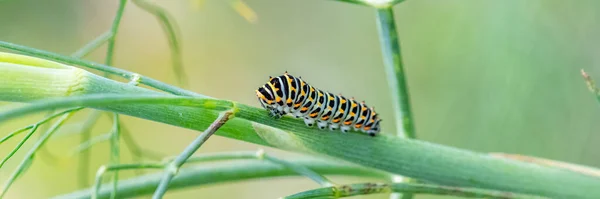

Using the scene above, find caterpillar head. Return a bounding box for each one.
[256,86,275,108]
[364,111,381,136]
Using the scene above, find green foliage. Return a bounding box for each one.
[0,1,598,199]
[0,62,598,198]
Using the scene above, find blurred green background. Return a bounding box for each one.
[0,0,599,198]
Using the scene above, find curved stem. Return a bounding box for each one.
[132,0,187,87]
[282,182,540,199]
[52,159,385,199]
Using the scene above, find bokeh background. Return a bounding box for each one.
[0,0,599,198]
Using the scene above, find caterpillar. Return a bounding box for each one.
[255,72,381,136]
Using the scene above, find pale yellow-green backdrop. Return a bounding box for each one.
[0,0,598,198]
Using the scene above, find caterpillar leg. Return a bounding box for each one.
[303,117,316,127]
[340,126,351,133]
[291,110,304,119]
[317,121,328,130]
[268,109,283,119]
[328,124,340,131]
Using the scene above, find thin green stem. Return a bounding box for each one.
[71,32,113,58]
[152,111,234,199]
[282,182,540,199]
[0,107,83,145]
[0,107,83,171]
[105,0,127,67]
[92,163,165,199]
[72,133,112,155]
[0,111,76,198]
[581,69,600,105]
[0,41,203,97]
[78,111,103,188]
[105,2,127,196]
[56,157,386,199]
[0,127,32,145]
[0,125,39,169]
[182,150,336,187]
[132,0,187,87]
[375,7,415,139]
[260,150,334,187]
[109,114,121,199]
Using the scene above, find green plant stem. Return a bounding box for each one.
[0,111,76,198]
[0,125,39,169]
[87,151,346,199]
[0,41,202,97]
[375,7,414,199]
[53,159,385,199]
[2,62,600,198]
[92,163,165,199]
[259,151,334,187]
[0,94,598,198]
[178,150,336,187]
[105,0,127,67]
[282,182,539,199]
[132,0,187,87]
[71,32,113,58]
[375,7,414,139]
[0,107,83,145]
[152,111,233,199]
[72,133,112,154]
[177,150,337,187]
[78,111,103,188]
[108,114,121,199]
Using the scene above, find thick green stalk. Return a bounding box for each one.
[52,159,387,199]
[1,55,600,198]
[0,41,202,97]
